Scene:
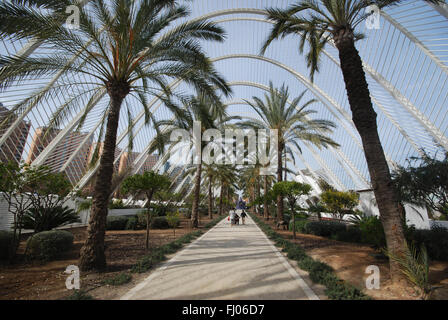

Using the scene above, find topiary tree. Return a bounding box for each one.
[272,181,312,239]
[121,171,171,249]
[321,190,360,221]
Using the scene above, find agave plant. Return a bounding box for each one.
[22,205,81,233]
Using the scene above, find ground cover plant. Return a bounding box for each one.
[250,213,369,300]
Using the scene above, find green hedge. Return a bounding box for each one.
[26,230,74,261]
[0,231,13,260]
[106,216,130,230]
[305,221,347,237]
[407,226,448,261]
[249,213,369,300]
[131,215,225,273]
[289,219,308,233]
[150,216,170,229]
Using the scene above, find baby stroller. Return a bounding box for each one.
[234,214,240,225]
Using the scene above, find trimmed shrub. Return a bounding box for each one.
[289,219,309,233]
[26,230,73,261]
[408,226,448,261]
[0,231,13,260]
[125,216,145,230]
[106,216,130,230]
[305,221,346,237]
[357,216,386,249]
[331,226,362,243]
[150,216,170,229]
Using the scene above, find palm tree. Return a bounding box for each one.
[260,0,445,282]
[214,164,237,215]
[154,94,239,227]
[240,82,338,222]
[0,0,231,271]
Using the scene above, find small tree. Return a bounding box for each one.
[321,190,359,221]
[121,171,171,249]
[166,210,180,239]
[272,181,312,239]
[392,152,448,220]
[307,196,326,221]
[0,162,72,260]
[0,162,34,260]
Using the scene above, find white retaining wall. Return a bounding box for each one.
[0,195,144,231]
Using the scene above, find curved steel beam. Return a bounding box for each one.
[223,80,369,188]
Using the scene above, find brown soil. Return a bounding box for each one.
[0,216,215,300]
[262,216,448,300]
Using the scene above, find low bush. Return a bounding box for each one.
[289,219,308,233]
[125,216,145,230]
[103,272,132,286]
[26,230,73,261]
[356,216,386,249]
[305,221,347,237]
[106,216,130,230]
[408,226,448,261]
[0,231,13,260]
[331,226,362,243]
[65,290,93,300]
[150,216,170,229]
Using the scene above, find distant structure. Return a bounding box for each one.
[27,126,93,183]
[0,103,31,163]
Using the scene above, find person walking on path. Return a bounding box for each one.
[229,207,237,227]
[240,210,247,225]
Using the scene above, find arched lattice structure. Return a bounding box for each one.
[0,0,447,196]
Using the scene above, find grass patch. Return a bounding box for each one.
[250,213,370,300]
[103,272,132,286]
[65,289,94,300]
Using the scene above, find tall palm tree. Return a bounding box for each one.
[240,82,338,221]
[154,94,239,227]
[260,0,445,282]
[0,0,230,271]
[215,164,237,215]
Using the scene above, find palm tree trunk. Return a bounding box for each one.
[208,178,213,219]
[191,162,202,228]
[264,175,269,220]
[256,176,261,215]
[250,185,255,214]
[276,142,284,222]
[145,191,154,250]
[219,181,224,215]
[335,33,407,283]
[79,89,126,271]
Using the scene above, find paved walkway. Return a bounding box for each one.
[121,215,319,300]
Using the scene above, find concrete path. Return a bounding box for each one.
[121,215,319,300]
